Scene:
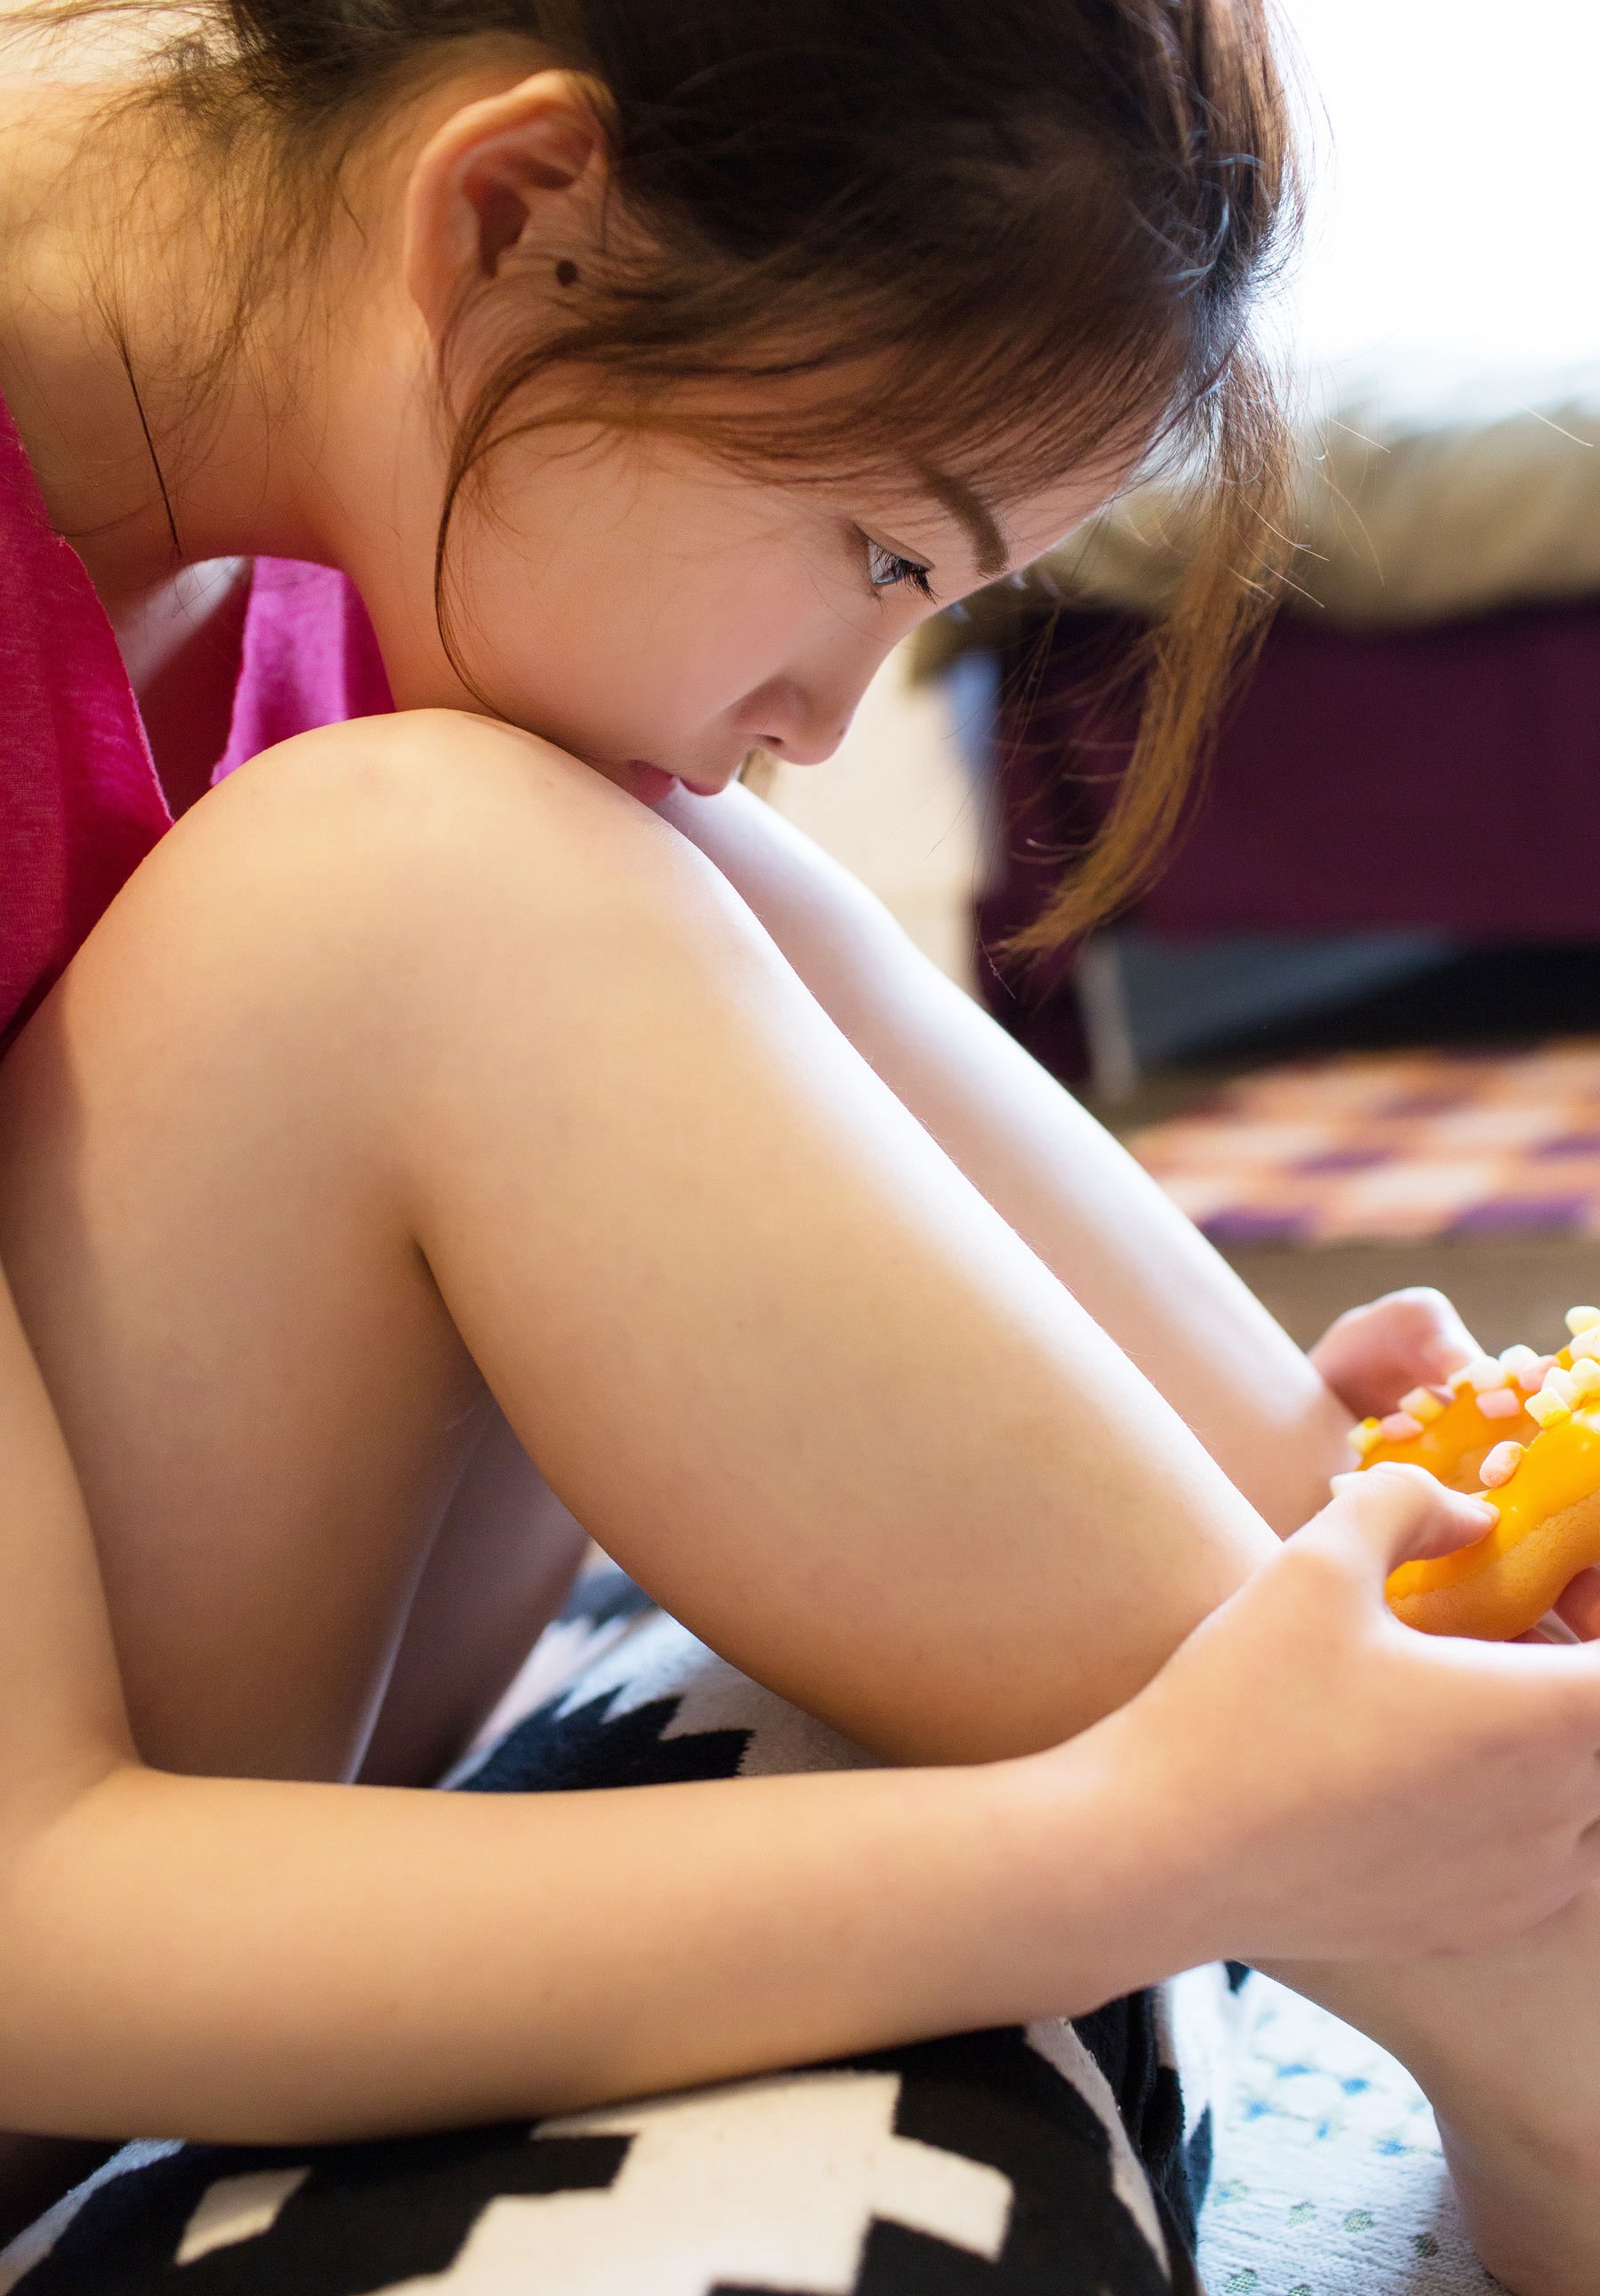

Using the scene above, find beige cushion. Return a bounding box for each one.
[924,353,1600,658]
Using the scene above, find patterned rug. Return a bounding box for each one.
[1190,1973,1490,2296]
[1128,1039,1600,1247]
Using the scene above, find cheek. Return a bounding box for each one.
[445,522,827,750]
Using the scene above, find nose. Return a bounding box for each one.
[756,726,850,768]
[748,673,868,768]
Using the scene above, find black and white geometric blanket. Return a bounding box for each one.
[1,1565,1222,2295]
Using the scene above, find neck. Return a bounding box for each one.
[0,65,512,728]
[0,77,333,615]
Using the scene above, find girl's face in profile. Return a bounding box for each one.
[334,73,1131,806]
[367,411,1117,807]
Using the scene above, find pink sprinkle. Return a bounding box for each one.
[1379,1412,1425,1441]
[1516,1356,1557,1392]
[1476,1388,1524,1419]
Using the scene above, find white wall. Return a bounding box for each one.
[1280,0,1600,371]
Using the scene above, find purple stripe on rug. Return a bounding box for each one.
[1202,1207,1315,1245]
[1450,1196,1591,1236]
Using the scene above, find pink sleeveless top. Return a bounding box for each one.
[0,396,393,1044]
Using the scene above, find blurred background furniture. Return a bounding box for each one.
[772,0,1600,1089]
[765,0,1600,1354]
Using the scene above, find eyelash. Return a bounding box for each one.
[864,537,934,601]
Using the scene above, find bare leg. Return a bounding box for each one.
[0,711,1590,2288]
[0,708,1294,2161]
[656,780,1356,1537]
[1269,1911,1600,2296]
[656,784,1600,2295]
[359,1404,588,1788]
[0,715,1274,1783]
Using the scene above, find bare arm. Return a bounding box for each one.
[660,780,1353,1532]
[0,1262,1189,2142]
[3,1276,1597,2153]
[0,1274,1332,2151]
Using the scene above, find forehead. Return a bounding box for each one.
[989,468,1130,574]
[651,360,1151,569]
[895,460,1133,585]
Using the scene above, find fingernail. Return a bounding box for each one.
[1329,1472,1361,1494]
[1467,1498,1500,1527]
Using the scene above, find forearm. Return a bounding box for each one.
[669,784,1350,1532]
[1,1743,1200,2145]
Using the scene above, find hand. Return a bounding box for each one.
[1309,1292,1600,1644]
[1309,1285,1479,1420]
[1098,1462,1600,1964]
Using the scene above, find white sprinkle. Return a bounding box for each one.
[1479,1441,1525,1489]
[1350,1420,1382,1456]
[1566,1306,1600,1335]
[1572,1329,1600,1364]
[1464,1356,1508,1393]
[1545,1366,1579,1407]
[1476,1387,1524,1419]
[1571,1357,1600,1400]
[1528,1388,1573,1428]
[1500,1345,1542,1380]
[1399,1386,1446,1422]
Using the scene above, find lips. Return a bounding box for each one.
[625,761,679,804]
[625,760,730,801]
[612,751,738,804]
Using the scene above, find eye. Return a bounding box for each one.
[863,535,935,601]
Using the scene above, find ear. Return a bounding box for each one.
[404,70,605,340]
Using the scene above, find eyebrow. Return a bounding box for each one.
[917,465,1008,580]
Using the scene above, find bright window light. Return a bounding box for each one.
[1279,0,1600,369]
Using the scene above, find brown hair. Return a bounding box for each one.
[27,0,1300,946]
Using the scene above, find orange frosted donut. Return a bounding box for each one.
[1354,1308,1600,1640]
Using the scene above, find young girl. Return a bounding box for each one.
[0,3,1598,2289]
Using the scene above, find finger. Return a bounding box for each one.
[1316,1460,1499,1576]
[1388,1285,1482,1385]
[1310,1289,1481,1419]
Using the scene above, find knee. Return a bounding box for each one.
[109,713,727,1006]
[49,712,766,1095]
[201,708,692,932]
